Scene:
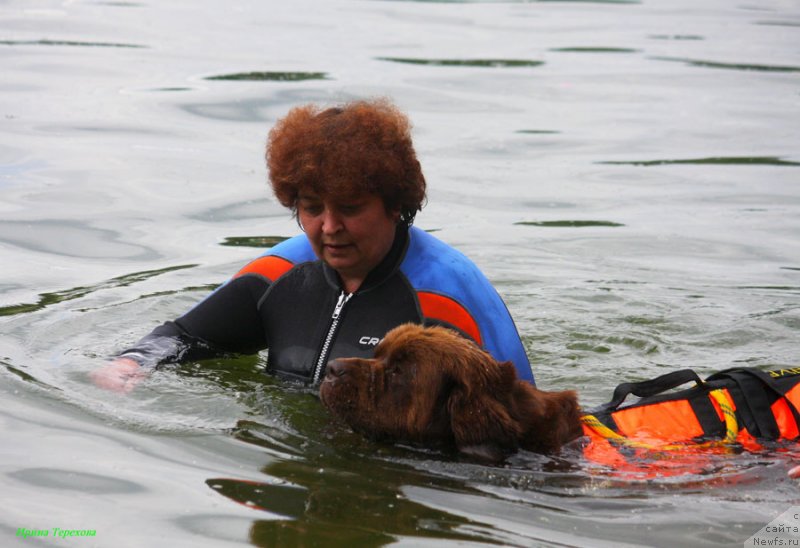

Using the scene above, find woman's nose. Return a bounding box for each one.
[321,208,343,234]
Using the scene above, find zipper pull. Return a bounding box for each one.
[332,291,352,320]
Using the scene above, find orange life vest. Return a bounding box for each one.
[581,367,800,475]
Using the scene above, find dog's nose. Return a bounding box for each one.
[326,359,347,378]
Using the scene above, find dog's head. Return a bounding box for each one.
[320,323,580,460]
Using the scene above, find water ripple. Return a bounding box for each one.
[597,156,800,167]
[8,468,144,494]
[381,0,640,3]
[0,39,145,49]
[651,56,800,73]
[550,47,640,53]
[376,57,544,67]
[648,34,704,40]
[220,236,289,248]
[515,129,561,135]
[515,220,624,227]
[0,264,197,317]
[205,71,329,82]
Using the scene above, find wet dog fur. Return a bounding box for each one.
[319,323,583,460]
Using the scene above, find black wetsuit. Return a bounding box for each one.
[119,225,535,385]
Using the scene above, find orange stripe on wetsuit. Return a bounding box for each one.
[417,291,482,346]
[234,255,294,282]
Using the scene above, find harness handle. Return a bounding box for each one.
[603,369,704,412]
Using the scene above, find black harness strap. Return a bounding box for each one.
[706,368,787,439]
[687,389,728,439]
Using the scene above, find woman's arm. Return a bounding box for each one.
[91,274,271,392]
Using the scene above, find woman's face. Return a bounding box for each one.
[297,192,399,292]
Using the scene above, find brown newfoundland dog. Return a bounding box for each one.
[319,323,583,460]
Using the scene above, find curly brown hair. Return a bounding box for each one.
[266,98,426,225]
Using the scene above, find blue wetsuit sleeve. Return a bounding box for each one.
[401,227,535,384]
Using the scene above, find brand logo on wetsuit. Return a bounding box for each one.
[358,336,382,347]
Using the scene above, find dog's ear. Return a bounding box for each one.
[446,360,523,461]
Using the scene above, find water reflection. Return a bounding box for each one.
[191,198,287,223]
[380,0,640,3]
[205,72,329,82]
[648,34,704,40]
[220,236,289,248]
[207,471,502,547]
[179,88,505,123]
[218,420,511,545]
[8,468,144,494]
[147,87,193,92]
[515,220,624,227]
[0,264,196,317]
[550,47,639,53]
[651,57,800,73]
[0,220,160,260]
[377,57,544,67]
[2,359,54,388]
[598,156,800,167]
[0,39,145,48]
[756,20,800,27]
[515,130,560,135]
[180,90,359,123]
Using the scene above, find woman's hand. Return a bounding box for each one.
[90,358,148,393]
[788,465,800,479]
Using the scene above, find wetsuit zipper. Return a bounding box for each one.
[311,290,353,384]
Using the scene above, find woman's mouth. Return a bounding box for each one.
[324,242,352,251]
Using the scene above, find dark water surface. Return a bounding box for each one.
[1,0,799,545]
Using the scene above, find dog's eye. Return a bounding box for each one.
[384,361,404,377]
[388,361,415,379]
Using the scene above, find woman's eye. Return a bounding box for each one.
[338,204,362,215]
[301,204,323,215]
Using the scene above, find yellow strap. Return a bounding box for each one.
[581,388,739,452]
